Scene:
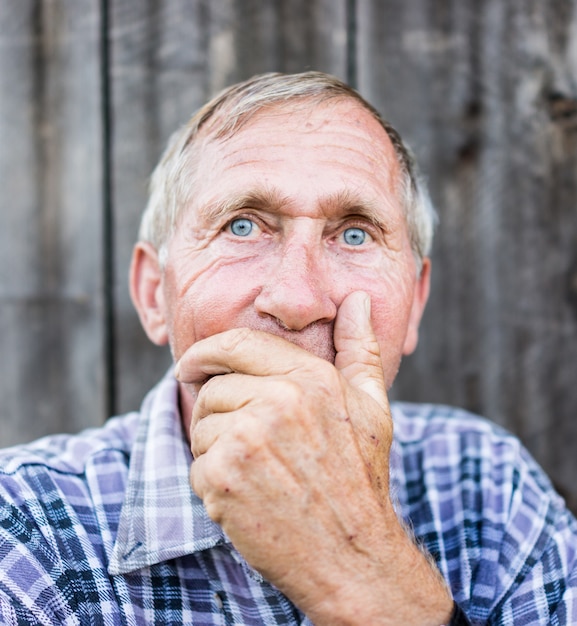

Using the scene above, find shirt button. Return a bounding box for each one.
[214,592,224,611]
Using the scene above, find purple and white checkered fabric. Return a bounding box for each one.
[1,371,576,624]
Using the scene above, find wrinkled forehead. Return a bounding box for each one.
[195,95,393,150]
[184,98,403,193]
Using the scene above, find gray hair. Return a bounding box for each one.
[138,71,436,267]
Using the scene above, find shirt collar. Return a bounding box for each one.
[108,371,227,575]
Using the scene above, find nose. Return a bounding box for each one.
[254,240,337,331]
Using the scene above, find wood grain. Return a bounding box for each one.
[0,0,105,445]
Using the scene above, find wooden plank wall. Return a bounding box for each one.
[0,1,105,445]
[1,1,576,511]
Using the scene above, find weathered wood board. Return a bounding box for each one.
[0,0,105,445]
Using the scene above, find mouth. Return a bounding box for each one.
[253,322,337,364]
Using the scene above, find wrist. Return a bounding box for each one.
[301,532,454,625]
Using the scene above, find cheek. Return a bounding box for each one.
[371,302,411,345]
[369,302,413,389]
[362,271,416,346]
[166,257,267,359]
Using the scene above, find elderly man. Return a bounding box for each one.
[0,73,575,625]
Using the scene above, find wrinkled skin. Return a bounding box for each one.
[130,100,453,625]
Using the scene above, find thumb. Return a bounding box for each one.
[334,291,388,410]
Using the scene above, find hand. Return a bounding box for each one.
[176,292,453,625]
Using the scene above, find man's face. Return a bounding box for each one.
[156,99,429,391]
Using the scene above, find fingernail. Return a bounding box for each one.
[174,360,181,379]
[363,292,371,318]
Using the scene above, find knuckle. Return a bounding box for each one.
[274,377,304,403]
[218,327,252,354]
[190,428,204,459]
[195,452,233,497]
[202,493,225,524]
[196,375,219,409]
[307,364,346,409]
[230,415,269,456]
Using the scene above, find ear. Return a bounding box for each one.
[129,241,169,346]
[402,258,431,356]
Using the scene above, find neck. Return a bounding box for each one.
[177,380,197,445]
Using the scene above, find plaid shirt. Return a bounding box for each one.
[1,372,576,625]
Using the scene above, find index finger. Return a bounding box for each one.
[174,327,325,385]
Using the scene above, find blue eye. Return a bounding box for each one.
[229,218,254,237]
[343,227,367,246]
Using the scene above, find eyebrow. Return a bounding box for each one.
[197,188,290,224]
[317,189,394,233]
[197,186,395,233]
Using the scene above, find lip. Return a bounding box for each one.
[249,323,337,363]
